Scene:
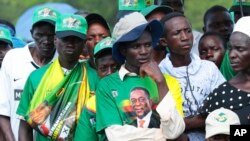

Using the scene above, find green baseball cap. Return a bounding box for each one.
[0,27,12,46]
[55,14,88,40]
[141,5,173,18]
[94,37,113,58]
[32,7,59,27]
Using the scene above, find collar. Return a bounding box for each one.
[118,64,138,81]
[137,111,152,128]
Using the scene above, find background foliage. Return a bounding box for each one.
[0,0,233,34]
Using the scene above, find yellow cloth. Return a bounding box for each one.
[164,74,184,117]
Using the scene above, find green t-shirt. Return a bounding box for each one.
[95,72,159,132]
[17,62,96,141]
[220,50,236,80]
[86,61,100,96]
[74,102,106,141]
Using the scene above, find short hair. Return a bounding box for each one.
[203,5,229,25]
[130,87,150,99]
[160,12,185,36]
[199,32,225,47]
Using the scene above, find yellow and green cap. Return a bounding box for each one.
[0,27,12,46]
[55,14,88,39]
[32,7,59,26]
[94,37,113,57]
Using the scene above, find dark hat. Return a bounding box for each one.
[112,12,163,64]
[86,13,110,31]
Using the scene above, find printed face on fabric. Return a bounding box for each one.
[130,87,152,119]
[31,22,56,57]
[120,30,153,71]
[205,11,233,42]
[229,32,250,72]
[199,35,225,67]
[163,16,193,56]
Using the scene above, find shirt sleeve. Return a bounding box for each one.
[0,56,11,116]
[156,92,185,139]
[105,124,165,141]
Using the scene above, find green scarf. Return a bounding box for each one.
[26,59,90,140]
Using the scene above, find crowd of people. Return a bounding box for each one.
[0,0,249,141]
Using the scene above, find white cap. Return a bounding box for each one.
[233,16,250,37]
[112,12,147,41]
[205,108,241,139]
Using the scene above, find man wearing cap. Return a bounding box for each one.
[141,5,173,64]
[205,108,240,141]
[74,37,120,141]
[0,7,59,141]
[95,12,185,141]
[0,18,26,48]
[0,27,13,68]
[85,13,111,96]
[16,14,90,141]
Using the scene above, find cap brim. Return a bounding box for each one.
[0,39,12,46]
[206,126,229,139]
[94,47,112,58]
[112,20,162,64]
[56,31,86,40]
[86,13,110,31]
[32,19,56,27]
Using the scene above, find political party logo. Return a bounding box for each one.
[62,17,81,29]
[0,30,5,37]
[214,112,227,122]
[38,7,57,18]
[100,38,113,47]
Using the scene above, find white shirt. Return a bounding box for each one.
[0,43,57,140]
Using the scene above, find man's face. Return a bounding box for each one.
[55,36,85,64]
[130,89,152,118]
[86,23,110,59]
[31,23,56,57]
[199,35,225,67]
[0,42,11,68]
[161,0,184,13]
[121,30,153,72]
[204,11,233,42]
[163,16,193,56]
[96,54,120,78]
[229,32,250,72]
